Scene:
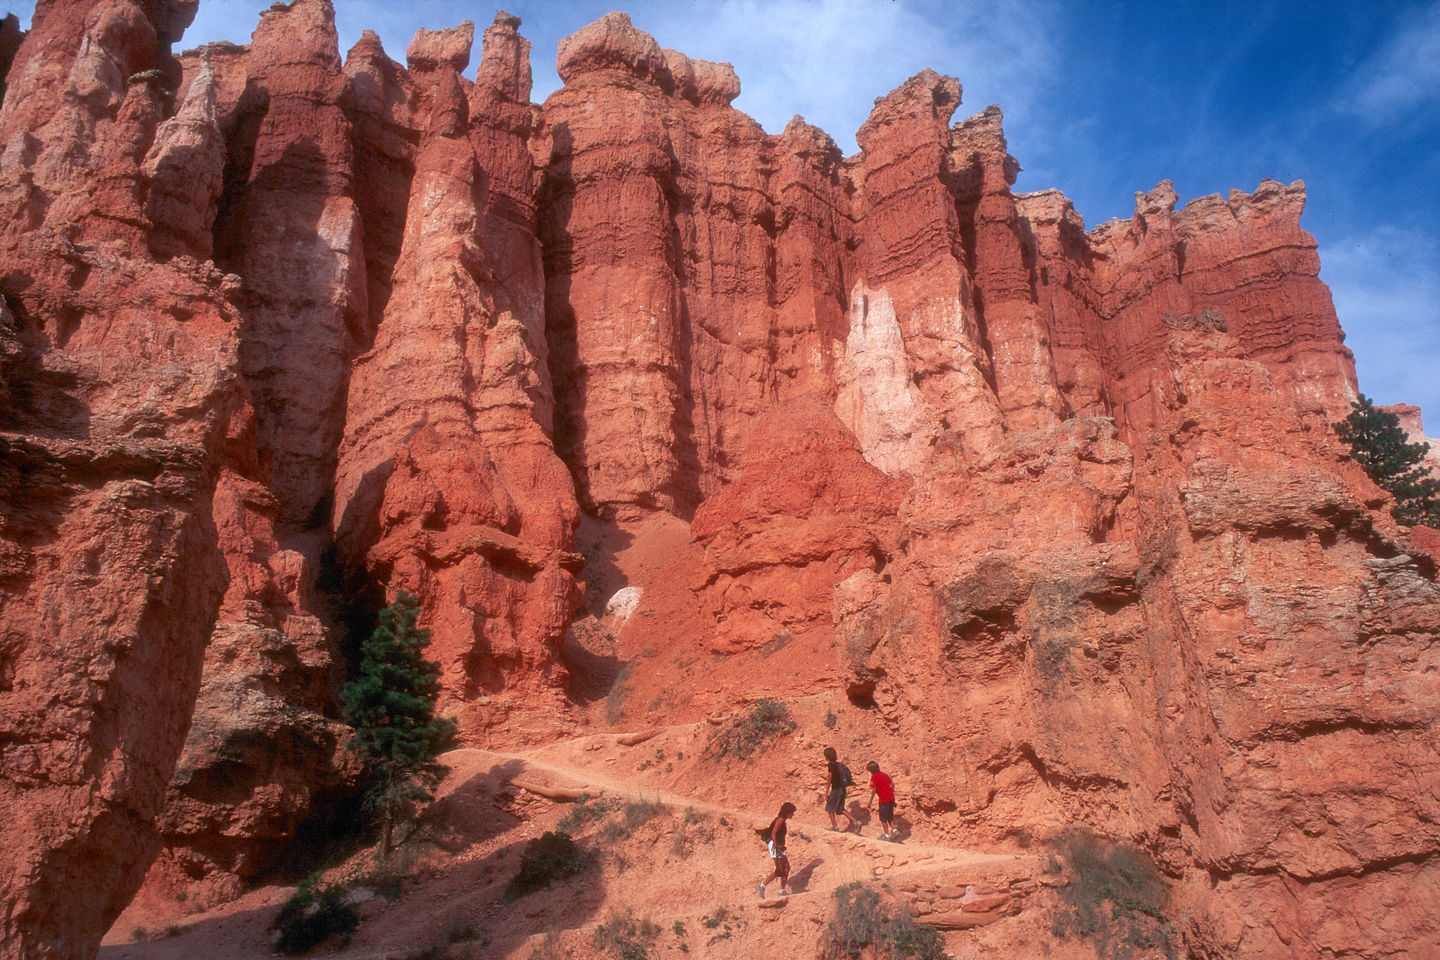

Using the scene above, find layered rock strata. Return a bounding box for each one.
[334,14,581,742]
[0,5,1435,959]
[0,2,235,955]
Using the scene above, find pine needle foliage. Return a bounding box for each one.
[341,591,456,854]
[1334,394,1440,526]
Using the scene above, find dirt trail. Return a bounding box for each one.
[101,732,1047,960]
[452,742,1039,883]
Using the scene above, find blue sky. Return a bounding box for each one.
[8,0,1439,428]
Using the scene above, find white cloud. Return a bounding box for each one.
[11,0,1056,157]
[1341,1,1440,122]
[1320,225,1440,418]
[624,0,1060,154]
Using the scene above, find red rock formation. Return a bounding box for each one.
[340,29,418,336]
[211,0,366,529]
[691,397,903,655]
[840,70,1004,471]
[540,13,696,518]
[128,387,359,914]
[0,7,1434,959]
[143,53,225,260]
[335,14,581,740]
[1383,401,1440,478]
[949,106,1065,431]
[0,1,245,955]
[537,17,1435,956]
[0,13,23,103]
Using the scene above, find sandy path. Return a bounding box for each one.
[102,735,1045,960]
[441,741,1044,907]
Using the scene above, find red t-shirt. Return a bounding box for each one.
[870,771,895,803]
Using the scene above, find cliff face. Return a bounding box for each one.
[0,1,235,955]
[0,5,1436,959]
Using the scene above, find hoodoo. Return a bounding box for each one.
[0,4,1435,959]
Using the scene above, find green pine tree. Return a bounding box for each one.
[342,591,456,855]
[1334,394,1440,527]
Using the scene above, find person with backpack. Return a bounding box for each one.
[755,802,796,898]
[822,746,856,832]
[865,761,897,841]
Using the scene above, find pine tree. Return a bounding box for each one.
[342,591,456,855]
[1334,394,1440,527]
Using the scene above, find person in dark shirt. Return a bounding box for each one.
[865,761,896,840]
[823,746,855,832]
[756,802,796,898]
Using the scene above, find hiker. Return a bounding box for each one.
[756,801,796,898]
[822,746,856,832]
[865,761,896,841]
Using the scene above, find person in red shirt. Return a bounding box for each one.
[865,761,896,841]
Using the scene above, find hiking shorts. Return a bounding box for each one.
[877,801,895,823]
[825,787,846,814]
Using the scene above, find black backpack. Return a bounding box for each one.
[837,762,855,788]
[759,823,774,843]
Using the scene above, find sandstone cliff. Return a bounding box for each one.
[0,5,1436,960]
[0,2,235,955]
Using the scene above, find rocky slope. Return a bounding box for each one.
[1,3,1437,959]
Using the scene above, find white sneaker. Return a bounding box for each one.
[755,883,765,899]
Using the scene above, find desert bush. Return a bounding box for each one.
[557,793,622,834]
[1051,829,1174,959]
[528,932,565,960]
[671,807,714,856]
[269,874,360,954]
[622,796,666,830]
[823,882,945,960]
[606,664,634,723]
[592,911,661,960]
[505,831,591,900]
[704,698,797,761]
[447,921,478,942]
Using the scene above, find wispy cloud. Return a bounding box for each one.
[1321,224,1440,417]
[1340,1,1440,122]
[578,0,1061,154]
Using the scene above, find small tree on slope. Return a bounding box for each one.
[1334,394,1440,527]
[342,591,456,855]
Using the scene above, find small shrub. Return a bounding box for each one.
[671,807,714,856]
[1051,829,1174,960]
[623,796,666,831]
[448,921,479,942]
[824,710,837,729]
[761,629,792,657]
[606,664,634,724]
[505,831,591,900]
[704,698,797,761]
[269,875,360,955]
[823,882,945,960]
[701,906,731,929]
[557,794,621,834]
[529,932,565,960]
[592,912,660,960]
